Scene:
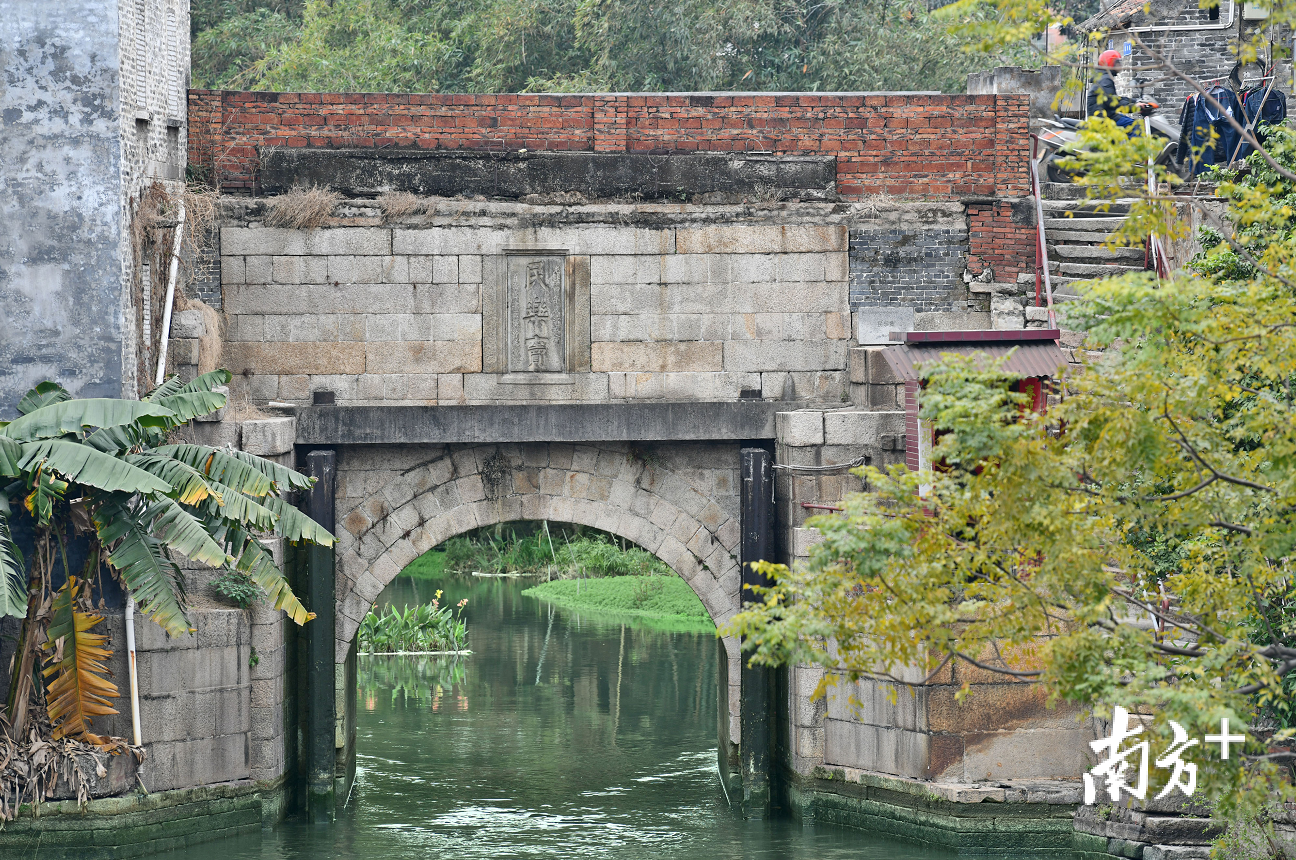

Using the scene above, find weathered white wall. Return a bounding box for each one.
[1,0,127,414]
[0,0,188,417]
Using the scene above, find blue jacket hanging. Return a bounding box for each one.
[1203,85,1244,167]
[1179,94,1221,176]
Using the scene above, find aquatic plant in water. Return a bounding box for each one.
[358,591,469,653]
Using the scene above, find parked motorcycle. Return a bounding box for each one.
[1036,103,1182,184]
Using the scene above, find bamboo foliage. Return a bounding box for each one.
[41,577,119,743]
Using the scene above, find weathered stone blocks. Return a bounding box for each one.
[675,224,846,254]
[776,411,825,446]
[592,342,723,373]
[240,417,295,456]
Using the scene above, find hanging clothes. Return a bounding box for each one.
[1203,84,1244,165]
[1178,95,1202,173]
[1237,85,1288,159]
[1178,86,1249,175]
[1179,93,1219,176]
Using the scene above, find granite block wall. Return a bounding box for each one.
[216,201,860,406]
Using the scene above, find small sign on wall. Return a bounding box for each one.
[854,307,915,346]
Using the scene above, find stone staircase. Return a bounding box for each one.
[1039,183,1145,304]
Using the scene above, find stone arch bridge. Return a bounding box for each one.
[286,402,783,814]
[332,438,744,660]
[69,84,1092,853]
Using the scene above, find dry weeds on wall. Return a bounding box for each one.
[130,182,221,396]
[264,185,340,229]
[377,191,432,221]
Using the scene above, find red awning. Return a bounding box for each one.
[881,340,1068,382]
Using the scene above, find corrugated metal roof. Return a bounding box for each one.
[881,341,1069,382]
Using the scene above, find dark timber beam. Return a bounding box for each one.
[294,401,790,446]
[739,447,774,819]
[304,450,337,823]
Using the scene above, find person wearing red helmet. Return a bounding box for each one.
[1088,49,1138,129]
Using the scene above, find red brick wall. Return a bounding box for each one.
[187,90,1030,201]
[966,201,1035,282]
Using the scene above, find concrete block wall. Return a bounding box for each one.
[87,419,294,794]
[847,207,972,312]
[773,407,906,547]
[93,599,258,794]
[214,198,1026,408]
[820,668,1093,783]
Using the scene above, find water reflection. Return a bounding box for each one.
[153,573,958,859]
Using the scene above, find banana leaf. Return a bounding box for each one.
[145,369,232,404]
[222,448,315,493]
[155,444,274,497]
[0,508,26,618]
[20,439,171,496]
[82,422,153,455]
[94,498,192,637]
[151,371,232,424]
[156,391,227,424]
[260,495,336,546]
[0,437,19,477]
[201,485,278,532]
[234,533,312,626]
[16,381,71,415]
[144,375,189,403]
[128,452,221,506]
[43,577,119,742]
[145,497,232,568]
[2,399,176,442]
[25,468,67,525]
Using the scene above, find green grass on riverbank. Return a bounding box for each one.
[523,575,715,630]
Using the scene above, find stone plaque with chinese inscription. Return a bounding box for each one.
[505,255,566,372]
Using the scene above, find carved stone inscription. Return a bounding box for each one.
[506,255,565,372]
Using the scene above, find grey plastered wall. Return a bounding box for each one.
[0,0,190,417]
[0,0,127,416]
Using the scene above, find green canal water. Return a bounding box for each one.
[159,573,959,859]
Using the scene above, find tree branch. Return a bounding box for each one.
[953,649,1043,678]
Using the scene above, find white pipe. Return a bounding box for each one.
[125,597,142,747]
[154,200,187,387]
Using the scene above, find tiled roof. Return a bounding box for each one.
[1075,0,1165,33]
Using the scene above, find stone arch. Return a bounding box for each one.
[332,441,745,663]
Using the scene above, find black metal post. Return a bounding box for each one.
[305,450,337,823]
[739,447,774,818]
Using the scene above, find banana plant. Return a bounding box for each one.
[0,371,334,743]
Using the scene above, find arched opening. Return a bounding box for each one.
[341,522,731,855]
